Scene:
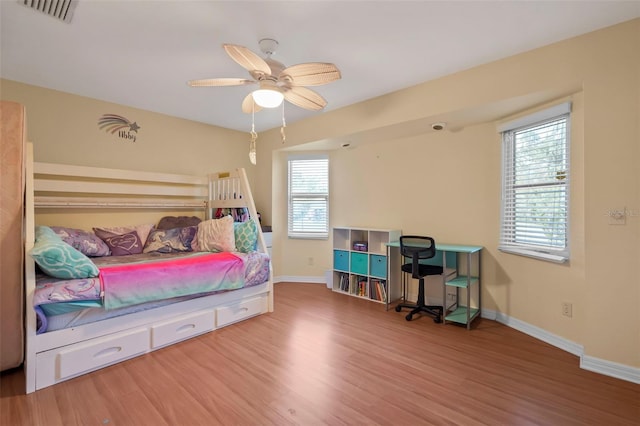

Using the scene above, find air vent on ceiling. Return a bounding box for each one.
[18,0,77,23]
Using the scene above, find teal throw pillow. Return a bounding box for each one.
[234,220,258,253]
[30,226,100,279]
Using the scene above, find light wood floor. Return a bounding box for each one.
[1,282,638,425]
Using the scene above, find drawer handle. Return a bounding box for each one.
[240,307,249,312]
[176,323,197,333]
[94,346,123,359]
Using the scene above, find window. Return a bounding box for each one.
[499,102,571,263]
[288,155,329,239]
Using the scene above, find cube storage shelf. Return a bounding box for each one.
[332,227,401,305]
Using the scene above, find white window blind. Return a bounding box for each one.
[288,155,329,239]
[499,103,571,263]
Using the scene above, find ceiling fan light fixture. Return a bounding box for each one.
[189,40,340,113]
[252,89,284,108]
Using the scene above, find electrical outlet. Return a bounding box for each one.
[562,302,572,318]
[608,207,626,225]
[308,257,314,266]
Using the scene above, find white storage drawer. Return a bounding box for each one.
[151,309,215,349]
[216,295,267,327]
[57,327,149,380]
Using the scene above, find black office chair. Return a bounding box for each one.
[395,236,443,323]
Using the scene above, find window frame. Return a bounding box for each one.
[498,102,571,263]
[287,154,329,240]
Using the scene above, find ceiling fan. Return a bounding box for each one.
[188,38,341,113]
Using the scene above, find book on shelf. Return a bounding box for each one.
[354,276,368,297]
[368,279,387,302]
[357,276,367,297]
[338,272,350,292]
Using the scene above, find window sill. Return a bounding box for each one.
[288,234,328,240]
[499,246,568,264]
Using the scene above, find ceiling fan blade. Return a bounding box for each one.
[223,44,271,75]
[242,93,263,114]
[283,86,327,111]
[188,78,255,87]
[280,63,341,86]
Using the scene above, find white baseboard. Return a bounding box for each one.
[581,355,640,384]
[274,275,326,284]
[483,308,640,384]
[486,308,584,356]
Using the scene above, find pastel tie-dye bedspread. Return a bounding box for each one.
[99,252,244,310]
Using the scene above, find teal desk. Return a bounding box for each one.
[387,242,482,329]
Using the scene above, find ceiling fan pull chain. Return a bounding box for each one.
[281,102,286,144]
[249,134,257,165]
[249,104,257,165]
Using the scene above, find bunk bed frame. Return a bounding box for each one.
[23,143,274,393]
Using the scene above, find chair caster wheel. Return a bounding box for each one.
[405,314,413,321]
[395,305,402,312]
[434,317,442,324]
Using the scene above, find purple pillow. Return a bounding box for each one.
[99,230,143,256]
[50,226,110,257]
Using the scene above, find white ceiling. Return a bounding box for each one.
[2,1,639,133]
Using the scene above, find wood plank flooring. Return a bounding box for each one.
[2,282,639,425]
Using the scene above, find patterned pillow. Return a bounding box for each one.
[93,223,154,246]
[50,226,110,257]
[234,220,258,253]
[99,230,143,256]
[197,216,235,252]
[157,216,201,230]
[30,226,99,279]
[143,226,197,253]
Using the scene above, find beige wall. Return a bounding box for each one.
[1,19,637,372]
[0,80,249,176]
[260,19,639,370]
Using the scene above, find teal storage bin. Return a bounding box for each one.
[350,252,368,275]
[334,250,349,271]
[370,254,387,278]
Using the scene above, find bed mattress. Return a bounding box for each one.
[34,250,270,333]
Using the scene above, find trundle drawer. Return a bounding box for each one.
[151,309,215,349]
[216,295,267,327]
[57,328,149,380]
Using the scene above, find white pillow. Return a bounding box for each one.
[197,216,235,252]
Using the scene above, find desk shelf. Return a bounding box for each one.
[442,247,482,329]
[445,276,479,288]
[445,306,480,324]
